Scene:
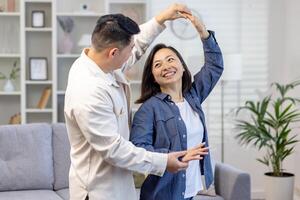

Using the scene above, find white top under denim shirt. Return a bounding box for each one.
[176,99,204,198]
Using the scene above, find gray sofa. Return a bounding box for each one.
[0,123,251,200]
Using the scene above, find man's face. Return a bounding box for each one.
[111,38,134,70]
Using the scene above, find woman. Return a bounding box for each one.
[130,13,223,200]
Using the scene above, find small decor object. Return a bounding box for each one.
[29,57,48,80]
[9,112,21,124]
[0,3,4,12]
[3,79,14,92]
[37,87,51,109]
[80,3,89,12]
[0,60,20,92]
[57,16,75,54]
[32,10,45,28]
[7,0,15,12]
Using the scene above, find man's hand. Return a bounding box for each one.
[166,151,189,173]
[155,3,192,25]
[182,143,209,162]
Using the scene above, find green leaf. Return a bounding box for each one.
[274,99,282,120]
[0,72,7,80]
[257,157,269,166]
[235,80,300,174]
[279,103,293,119]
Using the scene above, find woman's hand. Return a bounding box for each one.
[182,143,209,162]
[179,12,210,39]
[155,3,191,25]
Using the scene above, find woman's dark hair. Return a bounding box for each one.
[136,44,192,104]
[92,14,140,52]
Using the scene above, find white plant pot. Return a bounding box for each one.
[3,79,15,92]
[264,172,294,200]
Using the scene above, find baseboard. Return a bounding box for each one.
[252,190,264,199]
[252,187,300,200]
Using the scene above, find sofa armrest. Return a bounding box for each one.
[214,163,251,200]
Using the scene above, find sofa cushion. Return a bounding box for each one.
[0,190,63,200]
[55,188,69,200]
[52,123,71,190]
[0,123,54,191]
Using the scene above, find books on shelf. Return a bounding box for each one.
[9,113,21,124]
[37,87,51,109]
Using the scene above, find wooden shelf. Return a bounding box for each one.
[25,80,53,85]
[109,0,145,4]
[57,90,65,95]
[25,0,52,3]
[56,12,102,17]
[0,91,21,96]
[25,27,53,32]
[0,54,20,58]
[0,0,148,125]
[57,54,80,58]
[0,12,21,16]
[26,108,53,113]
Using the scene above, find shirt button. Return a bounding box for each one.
[168,96,171,100]
[171,102,174,105]
[182,174,185,178]
[178,117,182,120]
[182,192,185,196]
[183,134,186,138]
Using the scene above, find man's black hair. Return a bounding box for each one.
[92,14,140,51]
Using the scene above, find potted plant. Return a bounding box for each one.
[0,60,20,92]
[234,80,300,200]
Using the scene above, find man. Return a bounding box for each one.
[64,4,202,200]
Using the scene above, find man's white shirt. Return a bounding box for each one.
[64,18,167,200]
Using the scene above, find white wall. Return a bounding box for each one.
[269,0,300,199]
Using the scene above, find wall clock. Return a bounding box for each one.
[170,9,202,40]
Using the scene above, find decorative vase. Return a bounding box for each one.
[3,79,15,92]
[7,0,15,12]
[264,172,295,200]
[59,32,73,54]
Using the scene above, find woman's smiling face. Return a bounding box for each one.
[151,48,185,87]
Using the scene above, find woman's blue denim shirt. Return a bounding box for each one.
[130,31,223,200]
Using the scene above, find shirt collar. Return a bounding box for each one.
[155,92,171,101]
[81,48,119,87]
[155,92,188,101]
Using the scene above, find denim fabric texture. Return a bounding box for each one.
[130,31,223,200]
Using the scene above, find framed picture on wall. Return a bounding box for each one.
[32,10,45,27]
[29,57,48,80]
